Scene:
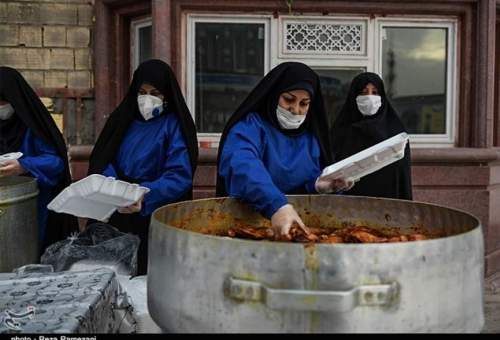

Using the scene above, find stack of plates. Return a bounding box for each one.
[48,174,150,221]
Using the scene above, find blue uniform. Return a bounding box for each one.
[18,128,65,242]
[102,112,192,216]
[219,112,321,219]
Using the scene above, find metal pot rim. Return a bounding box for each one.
[151,195,482,246]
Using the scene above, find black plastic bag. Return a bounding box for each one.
[41,222,140,275]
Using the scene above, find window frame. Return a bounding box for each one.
[130,16,153,75]
[374,18,458,147]
[187,14,272,144]
[274,16,373,133]
[184,14,458,147]
[309,65,368,126]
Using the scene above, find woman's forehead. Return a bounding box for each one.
[282,89,311,98]
[140,82,158,90]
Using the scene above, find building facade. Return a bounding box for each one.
[0,0,94,145]
[92,0,500,278]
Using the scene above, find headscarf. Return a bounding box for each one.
[0,67,67,156]
[0,66,77,247]
[88,59,198,186]
[216,62,332,196]
[330,72,412,200]
[0,99,26,154]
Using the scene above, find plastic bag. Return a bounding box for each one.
[115,275,163,333]
[13,264,54,275]
[40,222,140,276]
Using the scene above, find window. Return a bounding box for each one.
[277,17,371,130]
[378,20,456,145]
[188,16,270,138]
[315,68,366,127]
[131,18,152,72]
[185,15,457,146]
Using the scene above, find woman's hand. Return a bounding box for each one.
[117,198,143,214]
[0,160,26,177]
[271,204,314,241]
[315,176,354,194]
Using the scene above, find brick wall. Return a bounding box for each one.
[0,0,95,143]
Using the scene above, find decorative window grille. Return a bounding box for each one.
[283,21,365,55]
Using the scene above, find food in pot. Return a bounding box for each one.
[224,224,437,243]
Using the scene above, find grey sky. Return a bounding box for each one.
[382,27,447,97]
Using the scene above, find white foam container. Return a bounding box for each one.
[0,152,23,166]
[320,132,409,183]
[48,174,150,221]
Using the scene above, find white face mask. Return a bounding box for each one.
[137,94,164,121]
[356,95,382,116]
[276,105,307,130]
[0,103,14,120]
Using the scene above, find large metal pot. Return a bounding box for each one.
[0,176,39,272]
[148,195,484,333]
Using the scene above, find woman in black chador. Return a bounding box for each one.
[330,72,412,200]
[217,62,352,241]
[88,59,198,275]
[0,66,77,252]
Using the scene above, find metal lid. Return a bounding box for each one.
[0,176,39,204]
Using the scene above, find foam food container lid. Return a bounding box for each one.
[48,174,150,221]
[320,132,409,183]
[0,152,23,165]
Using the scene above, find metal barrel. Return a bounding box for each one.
[0,176,39,272]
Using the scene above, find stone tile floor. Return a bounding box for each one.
[483,274,500,333]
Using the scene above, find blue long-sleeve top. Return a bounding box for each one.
[102,112,192,216]
[17,128,65,242]
[219,112,321,219]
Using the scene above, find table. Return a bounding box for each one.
[0,268,124,333]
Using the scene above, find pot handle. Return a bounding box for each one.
[227,277,398,312]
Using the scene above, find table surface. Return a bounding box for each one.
[0,268,121,333]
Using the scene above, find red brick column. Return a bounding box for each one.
[412,148,500,276]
